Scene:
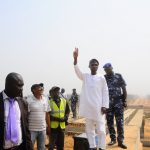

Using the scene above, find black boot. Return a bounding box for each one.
[118,142,127,149]
[108,139,116,146]
[89,148,97,150]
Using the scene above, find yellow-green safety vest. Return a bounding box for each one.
[49,98,66,129]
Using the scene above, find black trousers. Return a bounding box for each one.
[49,127,65,150]
[71,102,77,118]
[106,99,124,143]
[3,143,23,150]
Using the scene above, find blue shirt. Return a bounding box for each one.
[104,73,126,99]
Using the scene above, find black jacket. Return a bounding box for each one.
[0,92,33,150]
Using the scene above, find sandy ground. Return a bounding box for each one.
[143,148,150,150]
[128,98,150,107]
[33,99,150,150]
[34,135,74,150]
[64,135,74,150]
[144,118,150,138]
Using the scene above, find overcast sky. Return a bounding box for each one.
[0,0,150,96]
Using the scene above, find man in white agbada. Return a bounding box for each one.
[73,48,109,150]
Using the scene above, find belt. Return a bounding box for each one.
[110,96,123,100]
[4,145,20,150]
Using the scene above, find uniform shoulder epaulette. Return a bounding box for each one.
[115,73,121,76]
[115,73,122,78]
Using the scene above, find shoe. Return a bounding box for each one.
[118,143,127,149]
[108,140,116,146]
[89,148,97,150]
[99,148,105,150]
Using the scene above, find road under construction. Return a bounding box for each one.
[34,98,150,150]
[64,98,150,150]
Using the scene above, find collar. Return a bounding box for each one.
[53,97,61,103]
[2,91,19,101]
[2,91,9,100]
[32,94,43,100]
[106,72,115,77]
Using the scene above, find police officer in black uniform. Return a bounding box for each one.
[103,63,127,149]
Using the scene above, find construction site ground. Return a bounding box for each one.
[34,98,150,150]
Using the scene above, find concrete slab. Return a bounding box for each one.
[128,109,143,127]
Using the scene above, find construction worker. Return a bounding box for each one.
[103,63,127,149]
[49,86,70,150]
